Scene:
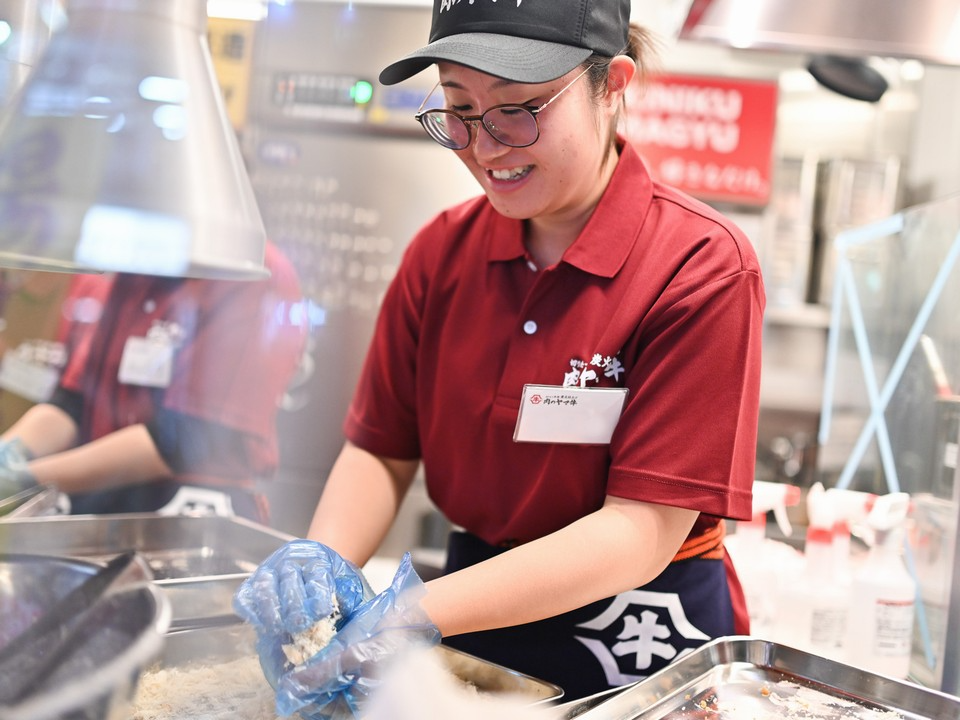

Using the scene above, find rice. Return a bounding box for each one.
[131,655,285,720]
[282,611,338,667]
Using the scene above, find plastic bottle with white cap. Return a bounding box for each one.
[772,483,849,661]
[725,480,802,639]
[843,492,916,678]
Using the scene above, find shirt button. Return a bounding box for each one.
[523,320,537,335]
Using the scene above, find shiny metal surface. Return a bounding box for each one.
[0,0,268,279]
[0,513,293,574]
[680,0,960,67]
[0,551,140,686]
[0,553,170,720]
[0,514,294,625]
[561,637,960,720]
[439,644,564,704]
[555,683,635,719]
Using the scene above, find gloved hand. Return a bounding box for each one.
[274,552,441,720]
[0,437,36,500]
[234,540,374,689]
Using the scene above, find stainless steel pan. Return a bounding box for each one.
[558,636,960,720]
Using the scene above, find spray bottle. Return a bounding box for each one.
[772,483,850,661]
[844,492,916,678]
[726,480,802,638]
[823,487,876,588]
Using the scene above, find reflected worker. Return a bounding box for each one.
[0,242,306,522]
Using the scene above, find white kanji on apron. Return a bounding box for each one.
[573,590,710,686]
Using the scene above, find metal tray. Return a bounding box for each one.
[0,513,294,576]
[147,622,563,708]
[564,636,960,720]
[0,514,294,628]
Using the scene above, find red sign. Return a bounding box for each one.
[623,73,779,206]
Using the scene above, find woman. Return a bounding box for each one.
[236,0,764,712]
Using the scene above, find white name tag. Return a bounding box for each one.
[0,353,61,402]
[513,384,629,445]
[118,336,174,388]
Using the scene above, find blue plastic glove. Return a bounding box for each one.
[0,438,36,500]
[233,540,375,689]
[274,552,441,720]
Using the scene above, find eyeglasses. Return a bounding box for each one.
[414,66,592,150]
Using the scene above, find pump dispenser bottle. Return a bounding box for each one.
[844,492,916,678]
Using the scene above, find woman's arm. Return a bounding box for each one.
[306,443,696,638]
[421,496,698,637]
[1,403,79,457]
[307,441,420,567]
[28,422,174,494]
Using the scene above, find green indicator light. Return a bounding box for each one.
[351,80,374,105]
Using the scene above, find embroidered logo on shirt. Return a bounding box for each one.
[562,353,624,388]
[146,320,186,348]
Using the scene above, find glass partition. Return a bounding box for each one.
[818,192,960,692]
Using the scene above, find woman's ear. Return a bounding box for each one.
[606,56,637,102]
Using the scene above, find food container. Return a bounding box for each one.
[0,553,170,720]
[0,514,294,629]
[132,621,563,719]
[557,636,960,719]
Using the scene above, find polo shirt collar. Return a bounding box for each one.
[486,139,653,278]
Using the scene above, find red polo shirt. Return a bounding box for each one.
[60,242,306,488]
[345,140,764,547]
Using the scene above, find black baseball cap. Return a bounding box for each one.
[379,0,631,86]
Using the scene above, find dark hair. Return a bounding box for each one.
[584,23,662,154]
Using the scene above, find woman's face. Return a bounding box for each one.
[435,62,627,225]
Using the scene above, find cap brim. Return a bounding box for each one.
[379,33,593,85]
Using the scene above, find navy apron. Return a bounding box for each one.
[440,530,737,702]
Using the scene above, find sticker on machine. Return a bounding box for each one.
[513,384,628,445]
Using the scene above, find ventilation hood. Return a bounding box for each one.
[0,0,269,280]
[678,0,960,67]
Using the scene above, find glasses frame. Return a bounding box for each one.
[414,65,593,150]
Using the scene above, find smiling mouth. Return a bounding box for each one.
[489,165,532,181]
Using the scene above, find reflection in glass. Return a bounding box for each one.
[0,241,307,522]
